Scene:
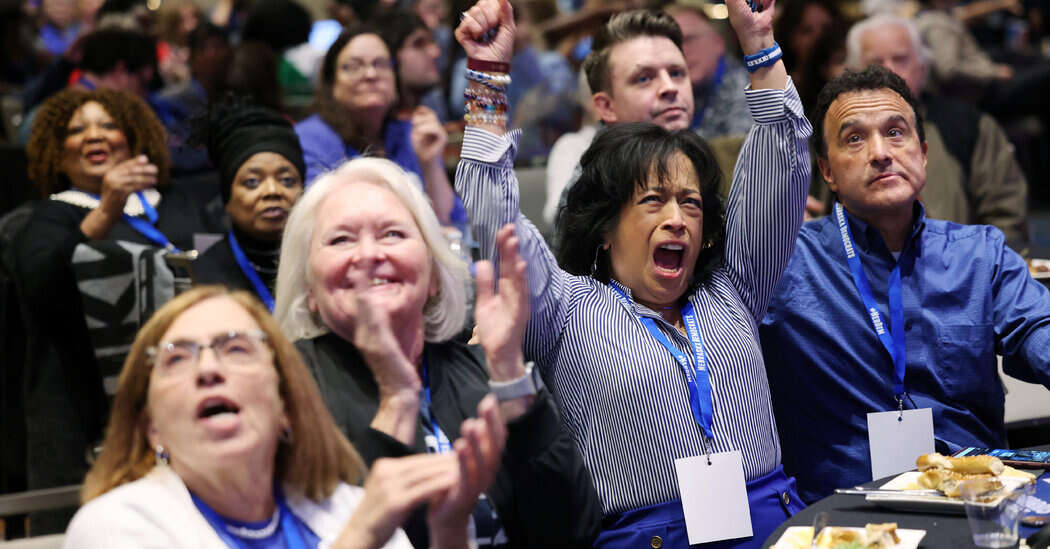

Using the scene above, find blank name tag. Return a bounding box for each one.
[674,451,753,545]
[867,408,935,480]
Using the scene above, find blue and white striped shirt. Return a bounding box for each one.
[456,81,812,516]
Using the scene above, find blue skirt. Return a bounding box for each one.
[594,465,805,549]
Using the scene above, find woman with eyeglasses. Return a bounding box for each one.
[294,24,461,226]
[65,286,506,549]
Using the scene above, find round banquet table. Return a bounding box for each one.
[763,445,1050,548]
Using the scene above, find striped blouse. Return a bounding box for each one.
[455,81,812,516]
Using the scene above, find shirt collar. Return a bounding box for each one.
[830,201,927,256]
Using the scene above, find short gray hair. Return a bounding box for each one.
[274,157,470,342]
[845,14,930,69]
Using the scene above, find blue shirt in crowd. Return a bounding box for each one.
[759,203,1050,503]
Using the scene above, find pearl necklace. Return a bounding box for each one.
[225,507,280,540]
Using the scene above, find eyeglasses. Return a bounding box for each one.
[339,58,395,78]
[147,330,271,377]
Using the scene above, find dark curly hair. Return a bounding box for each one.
[27,88,170,198]
[811,65,925,159]
[555,122,725,289]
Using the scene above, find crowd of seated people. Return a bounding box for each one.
[1,0,1049,545]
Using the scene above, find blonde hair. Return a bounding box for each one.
[274,157,470,342]
[81,286,366,504]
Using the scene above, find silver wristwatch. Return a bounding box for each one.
[489,361,541,401]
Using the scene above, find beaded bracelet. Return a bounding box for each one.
[465,68,512,87]
[465,111,508,125]
[742,42,782,73]
[464,89,510,108]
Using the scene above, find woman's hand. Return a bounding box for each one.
[725,0,786,90]
[410,106,448,168]
[427,395,508,548]
[454,0,515,65]
[353,291,424,445]
[98,155,159,216]
[80,155,158,240]
[337,454,459,549]
[474,224,528,383]
[725,0,776,55]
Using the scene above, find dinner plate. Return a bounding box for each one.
[1031,258,1050,280]
[769,526,926,548]
[865,471,1032,514]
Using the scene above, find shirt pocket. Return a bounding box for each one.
[932,324,996,401]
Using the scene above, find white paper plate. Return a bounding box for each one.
[769,526,926,549]
[865,471,1032,514]
[1031,258,1050,280]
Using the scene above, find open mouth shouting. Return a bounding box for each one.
[196,395,242,433]
[653,242,686,278]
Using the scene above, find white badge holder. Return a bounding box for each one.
[867,406,935,480]
[675,442,753,545]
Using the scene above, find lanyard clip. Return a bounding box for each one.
[896,395,904,422]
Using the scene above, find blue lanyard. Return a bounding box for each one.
[227,229,275,311]
[191,489,311,549]
[420,357,453,453]
[611,284,715,440]
[76,190,180,252]
[834,202,907,399]
[692,55,728,129]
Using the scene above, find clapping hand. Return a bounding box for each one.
[339,453,459,549]
[352,289,424,446]
[454,0,515,65]
[473,224,529,383]
[97,155,158,217]
[427,395,508,548]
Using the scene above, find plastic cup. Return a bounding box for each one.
[960,478,1035,548]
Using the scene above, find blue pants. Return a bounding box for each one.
[594,465,805,549]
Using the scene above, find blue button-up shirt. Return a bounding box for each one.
[759,203,1050,502]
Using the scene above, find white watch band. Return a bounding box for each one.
[489,361,540,401]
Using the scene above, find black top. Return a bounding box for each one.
[194,226,279,296]
[11,183,220,526]
[295,333,602,549]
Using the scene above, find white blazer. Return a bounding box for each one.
[62,465,412,549]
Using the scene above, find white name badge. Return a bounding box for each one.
[674,450,753,545]
[867,408,935,480]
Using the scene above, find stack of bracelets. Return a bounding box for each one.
[464,58,511,126]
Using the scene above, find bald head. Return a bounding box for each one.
[846,15,929,97]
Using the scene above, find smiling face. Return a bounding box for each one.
[226,152,304,242]
[593,36,694,131]
[145,296,287,477]
[818,88,928,221]
[61,101,133,193]
[606,151,703,310]
[306,181,434,342]
[331,33,397,118]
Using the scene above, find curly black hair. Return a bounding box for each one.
[811,64,925,159]
[26,88,170,198]
[555,122,725,290]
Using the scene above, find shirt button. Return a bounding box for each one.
[905,319,914,331]
[782,492,791,506]
[650,535,663,548]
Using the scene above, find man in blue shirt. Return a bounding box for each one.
[758,65,1050,503]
